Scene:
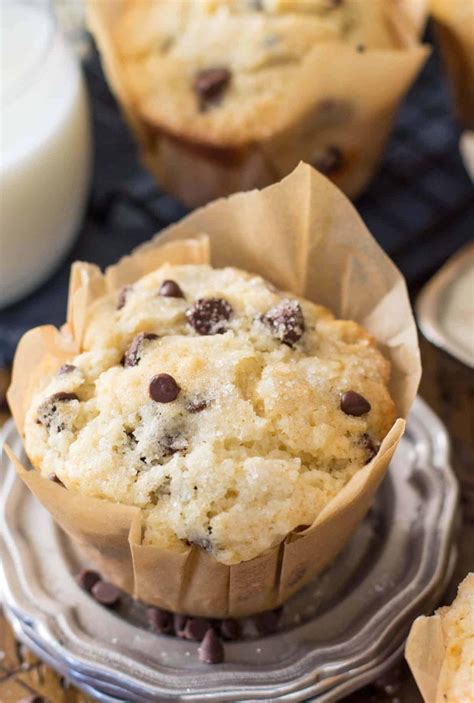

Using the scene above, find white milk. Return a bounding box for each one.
[0,0,91,307]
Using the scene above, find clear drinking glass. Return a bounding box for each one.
[0,0,92,307]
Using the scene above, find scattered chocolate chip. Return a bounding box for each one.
[117,284,132,310]
[356,43,366,52]
[198,628,224,664]
[220,618,241,641]
[193,67,231,111]
[340,390,371,416]
[323,0,343,7]
[186,298,233,335]
[159,279,185,298]
[312,145,344,176]
[18,696,45,703]
[360,433,379,463]
[147,607,173,635]
[254,607,282,635]
[48,473,65,487]
[76,568,101,593]
[36,392,79,428]
[183,617,212,641]
[173,613,187,638]
[91,580,121,607]
[58,364,76,375]
[186,398,208,414]
[123,332,159,367]
[149,373,181,403]
[264,299,305,345]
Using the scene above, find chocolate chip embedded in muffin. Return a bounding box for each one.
[186,397,208,414]
[360,432,379,463]
[159,279,185,298]
[149,373,181,403]
[264,299,305,345]
[186,298,233,335]
[340,390,371,416]
[48,473,65,487]
[117,284,132,310]
[159,431,188,457]
[193,67,231,111]
[198,628,224,664]
[36,391,78,428]
[312,145,344,176]
[58,363,77,375]
[123,332,159,367]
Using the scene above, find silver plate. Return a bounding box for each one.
[0,397,458,702]
[416,242,474,369]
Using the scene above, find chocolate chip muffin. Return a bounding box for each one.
[88,0,427,205]
[24,264,395,565]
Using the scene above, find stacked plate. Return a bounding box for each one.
[0,397,458,702]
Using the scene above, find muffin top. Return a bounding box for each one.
[24,264,395,564]
[113,0,411,147]
[436,573,474,702]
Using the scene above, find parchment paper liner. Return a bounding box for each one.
[430,0,474,129]
[86,0,429,207]
[405,573,474,703]
[7,163,420,617]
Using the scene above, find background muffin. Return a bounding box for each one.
[24,264,395,565]
[87,0,427,206]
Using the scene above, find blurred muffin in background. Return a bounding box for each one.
[431,0,474,129]
[87,0,428,206]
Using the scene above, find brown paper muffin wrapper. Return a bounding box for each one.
[86,0,429,208]
[7,163,420,617]
[405,613,447,703]
[431,0,474,129]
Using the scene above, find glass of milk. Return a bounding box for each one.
[0,0,92,308]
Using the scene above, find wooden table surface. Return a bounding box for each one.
[1,336,473,703]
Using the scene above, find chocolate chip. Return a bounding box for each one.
[173,613,187,638]
[159,280,185,298]
[360,433,379,463]
[193,67,231,111]
[254,607,282,635]
[356,43,366,52]
[18,696,45,703]
[198,628,224,664]
[123,332,159,367]
[117,284,132,310]
[186,398,208,414]
[91,580,121,607]
[340,391,371,416]
[264,299,305,345]
[149,373,181,403]
[312,145,344,176]
[220,618,241,641]
[183,617,212,641]
[58,364,76,375]
[147,607,173,635]
[76,568,101,593]
[48,473,65,487]
[186,298,233,335]
[36,392,79,428]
